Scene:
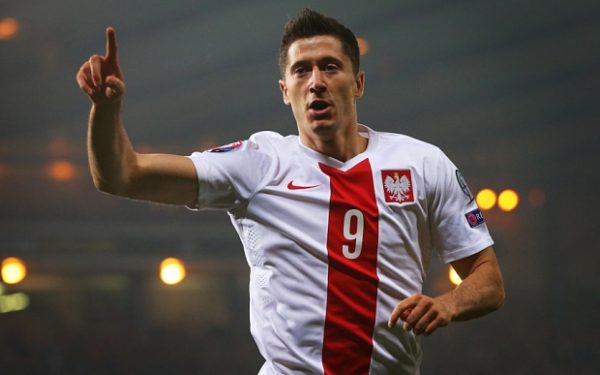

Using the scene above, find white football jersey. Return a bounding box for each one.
[188,125,493,374]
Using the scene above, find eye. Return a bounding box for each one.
[325,63,339,72]
[293,66,307,76]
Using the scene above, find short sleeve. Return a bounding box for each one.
[427,148,494,263]
[187,136,274,210]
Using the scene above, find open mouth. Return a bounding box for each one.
[308,99,331,111]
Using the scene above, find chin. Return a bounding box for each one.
[310,122,339,141]
[309,114,335,127]
[311,120,335,132]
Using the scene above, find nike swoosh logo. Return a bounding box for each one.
[287,181,320,190]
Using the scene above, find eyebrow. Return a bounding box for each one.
[288,56,345,73]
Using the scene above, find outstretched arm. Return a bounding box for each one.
[76,27,198,206]
[388,246,505,335]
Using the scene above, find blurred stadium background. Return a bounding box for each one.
[1,0,598,373]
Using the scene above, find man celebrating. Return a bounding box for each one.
[76,8,504,374]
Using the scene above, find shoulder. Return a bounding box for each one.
[366,127,453,192]
[248,130,285,142]
[248,131,297,153]
[372,128,444,159]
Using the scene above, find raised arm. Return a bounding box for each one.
[75,27,198,206]
[388,246,505,335]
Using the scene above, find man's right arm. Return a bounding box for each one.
[77,27,198,206]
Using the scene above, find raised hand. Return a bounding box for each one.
[76,27,125,103]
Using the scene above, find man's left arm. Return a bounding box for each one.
[388,246,505,335]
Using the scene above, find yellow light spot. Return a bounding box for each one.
[0,292,30,314]
[1,257,27,285]
[476,188,497,210]
[498,189,519,212]
[160,257,186,285]
[0,17,19,40]
[49,160,76,181]
[449,266,462,286]
[357,37,369,56]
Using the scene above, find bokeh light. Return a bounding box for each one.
[528,187,546,207]
[449,266,462,286]
[160,257,186,285]
[476,188,497,210]
[1,257,27,285]
[0,17,19,40]
[357,37,369,56]
[498,189,519,212]
[48,160,76,181]
[0,162,8,178]
[0,292,30,314]
[48,136,72,157]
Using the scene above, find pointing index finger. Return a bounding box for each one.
[105,26,118,62]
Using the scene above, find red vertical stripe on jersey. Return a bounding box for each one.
[320,159,379,375]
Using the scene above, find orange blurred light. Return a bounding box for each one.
[528,188,546,207]
[357,37,369,56]
[160,257,186,285]
[498,189,519,212]
[0,17,19,40]
[449,266,462,286]
[1,257,27,285]
[49,160,76,181]
[48,136,72,157]
[476,188,497,210]
[0,162,8,177]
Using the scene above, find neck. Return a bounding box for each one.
[300,123,367,162]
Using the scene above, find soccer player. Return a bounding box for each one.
[76,8,504,374]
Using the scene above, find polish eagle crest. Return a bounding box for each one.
[383,171,413,203]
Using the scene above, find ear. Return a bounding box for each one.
[279,79,290,105]
[355,71,365,98]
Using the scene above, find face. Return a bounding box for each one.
[279,35,364,144]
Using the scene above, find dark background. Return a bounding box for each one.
[1,0,598,373]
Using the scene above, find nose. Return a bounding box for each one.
[309,67,326,94]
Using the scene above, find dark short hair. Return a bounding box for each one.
[278,8,360,77]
